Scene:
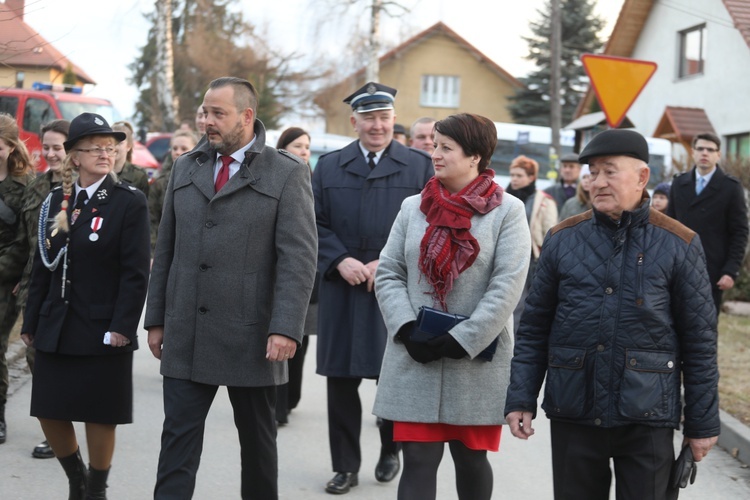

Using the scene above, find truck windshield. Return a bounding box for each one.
[57,102,117,123]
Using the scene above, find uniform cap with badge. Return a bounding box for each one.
[64,113,126,152]
[344,82,397,113]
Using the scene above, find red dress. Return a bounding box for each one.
[393,422,502,452]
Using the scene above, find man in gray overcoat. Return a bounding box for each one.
[145,77,317,499]
[312,82,434,494]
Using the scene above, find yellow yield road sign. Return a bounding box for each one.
[582,54,657,128]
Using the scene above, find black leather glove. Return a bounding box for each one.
[397,322,441,364]
[427,333,467,359]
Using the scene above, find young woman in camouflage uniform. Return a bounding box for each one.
[0,113,35,445]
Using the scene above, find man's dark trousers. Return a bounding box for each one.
[154,376,278,499]
[550,420,678,500]
[327,376,399,472]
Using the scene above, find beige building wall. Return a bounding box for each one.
[325,33,519,137]
[0,67,86,89]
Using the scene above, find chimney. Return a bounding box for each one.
[6,0,24,20]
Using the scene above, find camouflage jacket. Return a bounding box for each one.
[118,162,150,197]
[14,171,61,305]
[148,159,172,251]
[0,172,34,284]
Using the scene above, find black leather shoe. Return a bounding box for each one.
[325,472,358,494]
[375,451,400,482]
[0,420,6,444]
[32,440,55,459]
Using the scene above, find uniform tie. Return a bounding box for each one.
[367,151,377,170]
[215,155,233,192]
[71,190,88,225]
[696,176,706,195]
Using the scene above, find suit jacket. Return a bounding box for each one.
[144,120,317,387]
[312,140,433,378]
[667,166,749,286]
[23,174,151,355]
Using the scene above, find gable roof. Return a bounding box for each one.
[723,0,750,50]
[0,3,95,84]
[576,0,750,119]
[653,106,716,144]
[348,21,523,90]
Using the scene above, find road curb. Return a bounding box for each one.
[719,409,750,466]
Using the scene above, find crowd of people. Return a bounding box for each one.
[0,74,746,500]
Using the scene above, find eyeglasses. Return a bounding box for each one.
[76,147,117,157]
[694,147,719,153]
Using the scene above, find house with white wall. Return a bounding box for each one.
[576,0,750,167]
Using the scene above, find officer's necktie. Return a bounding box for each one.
[215,155,232,192]
[71,190,88,225]
[367,151,377,170]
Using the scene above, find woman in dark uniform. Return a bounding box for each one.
[21,113,150,500]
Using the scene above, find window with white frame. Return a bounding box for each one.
[678,25,706,78]
[726,132,750,159]
[420,75,460,108]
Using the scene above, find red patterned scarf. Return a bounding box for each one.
[419,169,503,310]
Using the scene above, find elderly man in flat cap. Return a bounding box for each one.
[504,129,720,500]
[545,152,582,209]
[312,81,433,494]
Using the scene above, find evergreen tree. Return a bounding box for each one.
[129,0,313,131]
[508,0,604,126]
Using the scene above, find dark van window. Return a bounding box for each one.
[0,96,19,117]
[23,98,55,135]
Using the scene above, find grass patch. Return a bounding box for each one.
[718,313,750,425]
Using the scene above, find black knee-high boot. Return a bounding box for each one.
[85,465,109,500]
[57,448,88,500]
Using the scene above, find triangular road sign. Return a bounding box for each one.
[582,54,657,128]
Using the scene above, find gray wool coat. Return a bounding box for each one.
[373,191,531,425]
[144,121,318,387]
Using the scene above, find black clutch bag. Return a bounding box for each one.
[413,306,498,362]
[670,445,697,489]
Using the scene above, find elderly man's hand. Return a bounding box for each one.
[717,275,735,291]
[337,257,372,287]
[685,436,718,462]
[506,411,535,440]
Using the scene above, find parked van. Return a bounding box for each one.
[0,82,118,171]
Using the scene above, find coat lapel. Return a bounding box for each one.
[187,153,217,201]
[368,141,411,180]
[342,142,372,179]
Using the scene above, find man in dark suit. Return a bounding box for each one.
[313,82,434,494]
[544,152,581,209]
[667,132,749,313]
[145,77,317,499]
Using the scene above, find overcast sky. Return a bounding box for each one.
[23,0,622,127]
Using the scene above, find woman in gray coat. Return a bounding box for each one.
[374,114,530,500]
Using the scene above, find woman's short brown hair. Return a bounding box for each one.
[433,114,497,172]
[509,155,539,178]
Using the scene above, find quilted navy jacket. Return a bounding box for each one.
[505,198,720,438]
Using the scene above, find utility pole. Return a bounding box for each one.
[155,0,179,130]
[550,0,562,168]
[366,0,382,82]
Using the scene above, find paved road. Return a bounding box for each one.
[2,334,750,499]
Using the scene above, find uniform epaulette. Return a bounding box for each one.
[550,210,592,236]
[114,182,138,194]
[649,209,695,244]
[277,148,303,164]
